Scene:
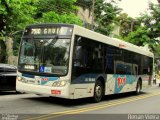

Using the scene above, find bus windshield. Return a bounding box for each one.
[18,37,71,76]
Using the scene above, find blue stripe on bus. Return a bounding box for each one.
[22,74,34,78]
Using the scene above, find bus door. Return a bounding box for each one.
[133,64,138,76]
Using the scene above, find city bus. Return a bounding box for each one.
[16,24,154,102]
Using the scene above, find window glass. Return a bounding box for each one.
[18,38,71,76]
[104,46,115,74]
[72,35,104,79]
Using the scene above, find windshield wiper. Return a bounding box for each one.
[44,38,58,46]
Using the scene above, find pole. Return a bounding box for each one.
[91,0,95,30]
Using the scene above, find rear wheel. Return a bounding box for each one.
[93,80,104,103]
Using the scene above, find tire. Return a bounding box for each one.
[136,80,142,94]
[92,80,104,103]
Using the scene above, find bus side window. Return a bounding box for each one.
[74,46,89,67]
[133,64,138,75]
[73,36,91,68]
[104,46,115,74]
[74,46,82,67]
[115,61,125,74]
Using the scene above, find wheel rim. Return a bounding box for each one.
[95,85,102,99]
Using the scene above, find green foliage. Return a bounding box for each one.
[116,13,140,37]
[35,0,83,25]
[151,44,160,57]
[94,0,121,35]
[140,3,160,39]
[0,0,129,63]
[35,0,77,18]
[0,0,83,63]
[34,0,82,25]
[118,2,160,57]
[0,0,37,37]
[39,12,83,25]
[0,0,38,62]
[125,27,150,46]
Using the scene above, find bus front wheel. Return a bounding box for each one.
[92,80,103,103]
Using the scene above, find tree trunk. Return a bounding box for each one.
[5,37,18,65]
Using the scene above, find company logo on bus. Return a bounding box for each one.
[119,44,126,48]
[117,76,126,86]
[41,78,48,81]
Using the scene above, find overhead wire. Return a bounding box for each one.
[37,1,91,15]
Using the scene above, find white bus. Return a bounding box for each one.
[16,24,154,102]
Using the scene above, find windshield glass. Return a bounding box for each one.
[18,38,71,76]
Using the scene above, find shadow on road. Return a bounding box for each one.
[22,92,148,107]
[0,91,21,95]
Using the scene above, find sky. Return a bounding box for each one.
[117,0,158,18]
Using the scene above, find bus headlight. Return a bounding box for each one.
[52,81,67,87]
[17,76,22,81]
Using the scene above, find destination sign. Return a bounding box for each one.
[24,26,73,36]
[31,28,58,35]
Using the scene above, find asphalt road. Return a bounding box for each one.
[0,84,160,120]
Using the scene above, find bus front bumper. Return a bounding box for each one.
[16,81,70,99]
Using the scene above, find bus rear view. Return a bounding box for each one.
[16,24,73,98]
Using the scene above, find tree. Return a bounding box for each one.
[116,13,141,38]
[35,0,78,18]
[0,0,83,63]
[117,2,160,56]
[38,12,83,25]
[0,0,37,36]
[35,0,83,25]
[125,27,150,46]
[131,2,160,56]
[75,0,121,35]
[140,3,160,39]
[94,0,121,35]
[76,0,92,10]
[0,0,37,63]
